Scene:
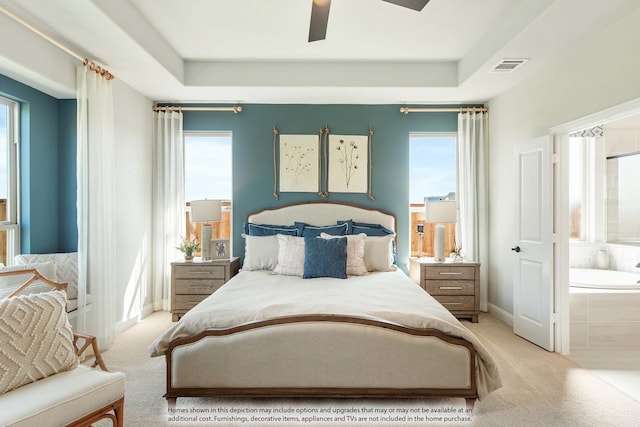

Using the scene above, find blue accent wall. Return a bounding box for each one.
[183,104,461,269]
[0,73,76,254]
[58,99,77,252]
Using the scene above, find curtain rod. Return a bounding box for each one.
[0,5,114,80]
[153,106,243,113]
[400,107,488,114]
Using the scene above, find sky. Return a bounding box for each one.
[184,134,232,202]
[409,135,456,203]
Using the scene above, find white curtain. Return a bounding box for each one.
[152,111,184,311]
[458,111,489,312]
[76,66,117,350]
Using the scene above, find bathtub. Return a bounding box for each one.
[570,268,640,290]
[569,268,640,350]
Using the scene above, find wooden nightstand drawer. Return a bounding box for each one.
[433,295,475,311]
[174,279,225,295]
[424,280,475,295]
[171,257,240,322]
[174,265,226,279]
[423,266,475,280]
[174,294,210,310]
[409,258,480,323]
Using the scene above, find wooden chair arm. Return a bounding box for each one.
[73,333,110,371]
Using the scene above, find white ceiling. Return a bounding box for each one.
[2,0,640,104]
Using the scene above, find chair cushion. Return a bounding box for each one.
[0,290,79,394]
[0,364,125,426]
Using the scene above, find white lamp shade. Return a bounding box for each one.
[425,200,456,261]
[425,200,456,224]
[190,199,222,223]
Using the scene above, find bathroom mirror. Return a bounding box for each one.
[606,151,640,244]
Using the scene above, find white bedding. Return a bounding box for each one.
[149,269,501,398]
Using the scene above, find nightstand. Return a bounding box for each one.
[409,257,480,323]
[170,257,240,322]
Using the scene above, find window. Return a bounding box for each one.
[0,96,19,266]
[409,134,457,257]
[568,136,595,241]
[183,132,232,249]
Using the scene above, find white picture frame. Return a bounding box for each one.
[328,134,368,193]
[211,239,230,259]
[279,134,320,193]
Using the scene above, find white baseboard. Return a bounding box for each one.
[115,303,155,335]
[488,303,513,327]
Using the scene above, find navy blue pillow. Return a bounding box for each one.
[303,237,347,279]
[245,222,299,236]
[352,224,394,236]
[295,222,348,238]
[337,220,394,236]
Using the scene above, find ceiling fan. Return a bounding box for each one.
[308,0,431,42]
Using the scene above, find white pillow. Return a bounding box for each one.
[272,235,306,277]
[363,235,395,272]
[242,234,279,271]
[0,262,58,299]
[0,290,78,394]
[320,232,367,276]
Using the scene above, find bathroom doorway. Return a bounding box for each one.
[552,98,640,401]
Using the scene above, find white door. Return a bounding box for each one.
[513,136,554,351]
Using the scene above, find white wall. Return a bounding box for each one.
[113,80,154,333]
[487,8,640,315]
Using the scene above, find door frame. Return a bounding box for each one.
[550,96,640,354]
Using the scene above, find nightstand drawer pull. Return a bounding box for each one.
[442,302,463,306]
[439,286,463,290]
[439,272,462,275]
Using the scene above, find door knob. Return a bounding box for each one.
[511,246,521,253]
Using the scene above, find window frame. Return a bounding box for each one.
[0,96,20,265]
[182,131,233,251]
[409,132,458,258]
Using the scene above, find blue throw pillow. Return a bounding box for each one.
[296,222,348,238]
[245,222,299,236]
[337,220,394,236]
[303,236,347,279]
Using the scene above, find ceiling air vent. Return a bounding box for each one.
[490,58,529,73]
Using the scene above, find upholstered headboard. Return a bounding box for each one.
[247,201,396,233]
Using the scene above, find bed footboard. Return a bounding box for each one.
[164,315,477,406]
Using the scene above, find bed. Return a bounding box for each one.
[149,201,501,408]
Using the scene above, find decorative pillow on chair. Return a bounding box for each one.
[0,290,79,394]
[272,235,306,277]
[303,237,348,279]
[241,234,279,271]
[320,232,367,276]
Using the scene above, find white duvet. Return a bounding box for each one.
[149,269,501,398]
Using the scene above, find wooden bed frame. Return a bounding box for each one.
[163,201,479,408]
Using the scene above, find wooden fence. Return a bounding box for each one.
[409,203,456,258]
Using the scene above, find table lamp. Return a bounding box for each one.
[190,199,222,260]
[425,200,456,261]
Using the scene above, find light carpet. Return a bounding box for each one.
[92,312,640,426]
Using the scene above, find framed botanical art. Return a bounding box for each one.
[279,134,320,193]
[328,134,368,193]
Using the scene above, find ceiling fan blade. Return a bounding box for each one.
[308,0,332,42]
[381,0,430,12]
